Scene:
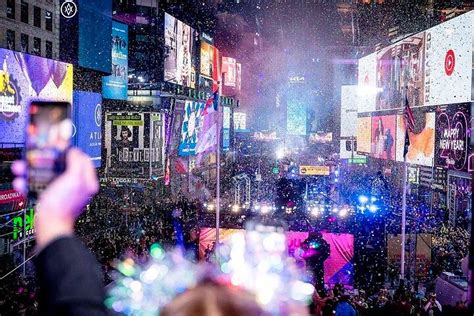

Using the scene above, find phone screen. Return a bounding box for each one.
[26,102,72,197]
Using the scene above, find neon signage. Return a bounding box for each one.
[12,208,35,240]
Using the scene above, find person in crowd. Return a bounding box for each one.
[334,294,357,316]
[423,293,442,316]
[12,148,310,316]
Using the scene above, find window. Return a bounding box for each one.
[45,10,53,31]
[7,0,15,19]
[21,1,29,24]
[46,41,53,59]
[33,37,41,56]
[7,30,15,50]
[20,34,29,53]
[34,6,41,28]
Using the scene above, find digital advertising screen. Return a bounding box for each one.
[395,112,435,166]
[234,112,247,131]
[102,21,128,100]
[104,112,162,177]
[164,13,195,88]
[371,115,397,160]
[424,11,473,106]
[178,100,217,157]
[73,91,102,167]
[434,103,470,171]
[223,106,231,150]
[0,49,73,146]
[287,98,307,136]
[200,40,213,79]
[357,53,377,113]
[222,57,237,88]
[376,32,425,110]
[356,116,372,153]
[340,85,359,137]
[78,0,112,73]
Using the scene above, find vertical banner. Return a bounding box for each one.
[222,106,231,150]
[73,91,102,167]
[102,21,128,100]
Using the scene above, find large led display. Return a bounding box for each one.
[0,49,73,146]
[356,117,371,154]
[222,57,237,88]
[395,112,435,166]
[357,53,377,113]
[424,11,473,106]
[102,21,128,100]
[200,40,213,79]
[104,112,162,177]
[73,91,102,167]
[434,103,470,171]
[287,98,307,136]
[234,112,247,131]
[164,13,195,88]
[376,33,425,110]
[77,0,112,72]
[371,115,397,160]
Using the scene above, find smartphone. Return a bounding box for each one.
[26,101,72,197]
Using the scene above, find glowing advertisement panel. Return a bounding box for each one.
[395,112,435,166]
[234,112,247,131]
[73,91,102,167]
[222,57,237,88]
[356,117,371,153]
[357,53,377,113]
[223,106,231,149]
[376,33,425,110]
[434,103,470,171]
[424,12,473,106]
[287,98,307,136]
[104,112,162,177]
[102,21,128,100]
[0,49,73,146]
[200,40,213,79]
[371,115,397,160]
[164,13,195,88]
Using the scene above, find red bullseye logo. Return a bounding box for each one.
[444,49,455,76]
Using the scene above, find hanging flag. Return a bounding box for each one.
[403,95,415,133]
[202,90,219,115]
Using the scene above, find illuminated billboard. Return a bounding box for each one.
[200,40,213,79]
[104,112,163,177]
[223,106,231,149]
[395,112,435,166]
[234,112,247,131]
[102,21,128,100]
[357,53,377,113]
[424,12,473,106]
[0,49,73,146]
[356,117,371,154]
[287,98,306,136]
[222,57,237,88]
[376,33,425,110]
[371,115,397,160]
[73,91,102,167]
[434,103,470,171]
[164,13,195,88]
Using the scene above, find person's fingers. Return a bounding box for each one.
[11,160,27,177]
[13,178,27,194]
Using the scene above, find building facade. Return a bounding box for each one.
[0,0,60,59]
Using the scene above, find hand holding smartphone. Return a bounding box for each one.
[26,101,72,197]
